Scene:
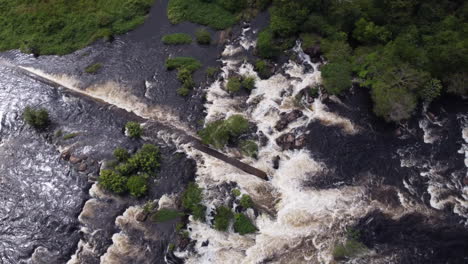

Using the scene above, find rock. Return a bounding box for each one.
[463,177,468,186]
[60,149,71,161]
[158,194,177,210]
[275,110,303,131]
[276,132,306,150]
[135,211,148,222]
[69,156,82,164]
[304,44,322,63]
[258,131,269,147]
[201,240,209,247]
[272,156,280,169]
[78,162,88,172]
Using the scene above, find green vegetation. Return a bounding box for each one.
[166,57,202,96]
[23,106,50,130]
[195,28,211,45]
[167,0,237,30]
[233,213,257,235]
[232,189,241,197]
[114,147,130,162]
[260,0,468,122]
[226,77,242,93]
[63,133,79,140]
[55,129,63,138]
[0,0,153,55]
[254,60,272,79]
[98,144,160,197]
[198,115,249,148]
[213,206,233,231]
[166,57,202,72]
[206,67,219,78]
[239,140,258,158]
[182,182,206,221]
[126,175,148,197]
[85,63,102,74]
[241,76,256,90]
[239,194,253,208]
[168,243,176,252]
[152,209,184,222]
[332,229,368,260]
[125,122,142,139]
[162,33,192,45]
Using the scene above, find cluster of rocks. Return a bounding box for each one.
[60,148,98,176]
[276,132,306,150]
[275,110,303,131]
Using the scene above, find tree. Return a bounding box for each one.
[419,78,442,102]
[353,18,391,44]
[321,62,352,95]
[182,182,206,221]
[114,147,130,162]
[125,121,142,138]
[214,206,233,231]
[23,106,50,129]
[257,29,280,59]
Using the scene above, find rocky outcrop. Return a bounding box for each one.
[275,110,303,131]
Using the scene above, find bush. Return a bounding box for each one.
[239,194,254,208]
[125,121,142,138]
[162,33,192,45]
[23,106,50,129]
[256,28,280,59]
[115,162,138,176]
[152,209,184,222]
[99,169,127,194]
[167,0,237,30]
[114,147,130,162]
[198,115,249,148]
[226,77,242,93]
[165,57,202,72]
[233,213,257,235]
[206,67,218,78]
[213,206,233,231]
[129,144,161,174]
[0,0,153,55]
[232,189,241,197]
[239,140,258,158]
[241,76,256,90]
[182,182,206,221]
[195,28,211,45]
[321,62,352,95]
[126,175,148,197]
[255,60,272,79]
[85,63,102,74]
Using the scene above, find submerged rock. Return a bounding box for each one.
[272,156,280,170]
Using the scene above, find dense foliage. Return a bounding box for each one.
[233,213,257,235]
[98,144,160,197]
[213,206,233,231]
[23,106,50,130]
[162,33,192,45]
[261,0,468,122]
[182,182,206,221]
[198,115,249,148]
[0,0,153,55]
[125,121,142,138]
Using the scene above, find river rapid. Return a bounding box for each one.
[1,0,468,263]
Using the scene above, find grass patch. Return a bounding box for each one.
[195,28,211,45]
[63,133,79,140]
[165,57,202,72]
[162,33,192,45]
[23,106,50,130]
[152,209,184,222]
[85,63,102,74]
[0,0,154,55]
[167,0,237,30]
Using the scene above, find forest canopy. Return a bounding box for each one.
[0,0,154,55]
[259,0,468,122]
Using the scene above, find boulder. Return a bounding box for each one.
[275,110,303,131]
[78,162,88,172]
[276,132,306,150]
[60,149,71,161]
[272,156,280,170]
[69,156,82,164]
[135,211,148,222]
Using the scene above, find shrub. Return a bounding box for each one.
[239,140,258,158]
[165,57,202,72]
[254,60,272,79]
[257,28,280,59]
[214,206,233,231]
[182,182,206,221]
[126,175,148,197]
[195,28,211,45]
[114,147,130,162]
[162,33,192,45]
[206,67,218,78]
[226,77,242,93]
[85,63,102,74]
[63,133,79,140]
[233,213,257,235]
[198,115,249,148]
[115,162,138,176]
[125,121,142,139]
[99,169,127,194]
[239,194,254,208]
[232,189,241,197]
[241,76,256,90]
[152,209,184,222]
[129,144,161,174]
[23,106,50,129]
[177,87,191,96]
